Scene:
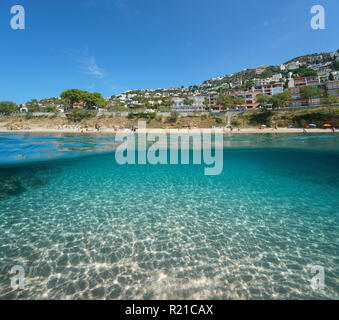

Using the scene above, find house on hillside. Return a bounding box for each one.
[326,81,339,96]
[255,83,284,96]
[73,102,86,109]
[171,96,205,111]
[20,106,28,113]
[285,61,302,70]
[293,76,321,87]
[308,55,323,64]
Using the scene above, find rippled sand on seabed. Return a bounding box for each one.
[0,133,338,299]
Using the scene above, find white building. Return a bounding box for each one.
[171,96,205,111]
[286,61,301,70]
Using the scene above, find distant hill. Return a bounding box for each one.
[111,50,338,99]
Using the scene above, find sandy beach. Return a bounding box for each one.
[0,126,336,134]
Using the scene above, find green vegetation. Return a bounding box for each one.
[60,89,106,110]
[216,95,234,108]
[256,94,271,108]
[270,92,291,109]
[184,97,194,106]
[300,86,325,105]
[233,97,245,105]
[60,89,84,110]
[44,106,57,113]
[215,117,223,124]
[331,61,339,71]
[66,109,97,122]
[169,111,179,123]
[292,67,317,77]
[324,97,339,112]
[127,112,157,120]
[300,86,325,99]
[256,92,291,109]
[0,101,17,114]
[231,107,339,128]
[203,97,210,109]
[243,79,254,89]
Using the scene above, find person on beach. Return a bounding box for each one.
[230,126,233,132]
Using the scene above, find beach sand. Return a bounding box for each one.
[0,125,336,134]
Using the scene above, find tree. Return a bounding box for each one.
[300,86,325,105]
[169,111,179,123]
[25,99,41,112]
[244,80,254,89]
[184,97,194,106]
[144,101,152,109]
[216,95,234,108]
[203,97,210,110]
[45,106,57,113]
[329,73,334,81]
[256,94,271,109]
[324,96,339,112]
[0,101,17,114]
[233,97,245,106]
[270,92,291,109]
[161,98,172,107]
[325,96,339,105]
[84,92,106,109]
[60,89,84,110]
[293,67,317,77]
[61,89,107,110]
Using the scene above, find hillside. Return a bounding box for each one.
[109,49,339,103]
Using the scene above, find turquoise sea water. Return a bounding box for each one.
[0,133,338,299]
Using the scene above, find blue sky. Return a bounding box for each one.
[0,0,338,103]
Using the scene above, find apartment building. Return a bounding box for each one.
[286,81,334,107]
[208,92,218,107]
[255,82,284,96]
[293,76,320,87]
[171,96,205,111]
[283,61,302,71]
[225,89,260,109]
[326,81,339,97]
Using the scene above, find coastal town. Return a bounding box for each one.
[1,50,339,132]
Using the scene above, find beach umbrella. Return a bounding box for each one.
[308,124,317,127]
[323,124,332,127]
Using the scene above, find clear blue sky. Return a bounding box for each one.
[1,0,338,103]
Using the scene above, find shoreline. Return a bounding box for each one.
[0,127,336,134]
